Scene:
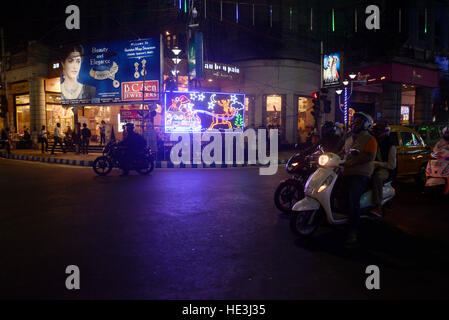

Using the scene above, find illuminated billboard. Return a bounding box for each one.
[60,36,163,106]
[323,53,341,87]
[164,91,245,133]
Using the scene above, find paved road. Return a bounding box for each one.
[1,158,449,299]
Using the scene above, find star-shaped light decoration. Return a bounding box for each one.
[190,93,198,101]
[208,94,217,110]
[198,93,205,101]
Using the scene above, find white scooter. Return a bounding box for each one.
[290,150,395,239]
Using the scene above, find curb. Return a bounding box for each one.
[0,152,288,168]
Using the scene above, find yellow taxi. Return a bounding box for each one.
[389,125,431,183]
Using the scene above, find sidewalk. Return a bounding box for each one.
[1,148,295,168]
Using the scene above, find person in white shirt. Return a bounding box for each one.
[371,121,397,217]
[39,125,49,153]
[51,123,66,154]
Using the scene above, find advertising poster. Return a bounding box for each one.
[323,52,341,87]
[164,91,245,133]
[60,36,163,106]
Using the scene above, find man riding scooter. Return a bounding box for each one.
[342,112,378,244]
[370,121,397,217]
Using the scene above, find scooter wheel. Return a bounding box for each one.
[274,180,304,213]
[290,209,321,239]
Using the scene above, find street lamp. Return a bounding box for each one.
[171,46,182,90]
[349,73,357,80]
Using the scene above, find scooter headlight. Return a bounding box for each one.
[318,154,330,166]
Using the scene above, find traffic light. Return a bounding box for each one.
[311,95,321,119]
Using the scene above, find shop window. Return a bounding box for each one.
[16,105,30,133]
[15,94,29,105]
[266,95,282,128]
[400,106,410,124]
[46,93,61,104]
[46,105,74,134]
[297,96,314,142]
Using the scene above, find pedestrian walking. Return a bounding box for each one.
[51,123,66,154]
[39,125,49,153]
[72,122,82,154]
[81,123,91,154]
[0,127,11,154]
[99,120,106,146]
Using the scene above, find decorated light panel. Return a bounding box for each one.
[164,91,245,133]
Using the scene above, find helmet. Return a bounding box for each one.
[353,112,374,130]
[125,122,135,129]
[321,121,337,136]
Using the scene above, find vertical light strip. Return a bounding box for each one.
[236,2,239,23]
[252,3,255,26]
[184,0,187,13]
[424,8,427,33]
[344,87,348,129]
[355,8,357,32]
[179,0,182,10]
[332,8,335,32]
[399,9,401,32]
[310,7,313,31]
[289,7,292,30]
[270,5,273,27]
[220,0,223,21]
[204,0,206,19]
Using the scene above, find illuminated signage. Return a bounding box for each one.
[60,36,163,106]
[323,53,341,87]
[164,91,245,133]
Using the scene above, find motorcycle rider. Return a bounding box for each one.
[342,112,378,244]
[370,121,397,217]
[320,121,345,154]
[118,122,147,176]
[433,126,449,153]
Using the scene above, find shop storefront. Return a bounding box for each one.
[236,59,321,145]
[345,62,439,125]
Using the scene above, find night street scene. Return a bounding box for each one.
[1,0,449,311]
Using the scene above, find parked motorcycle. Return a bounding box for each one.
[290,150,395,239]
[92,140,154,176]
[425,149,449,194]
[274,145,323,213]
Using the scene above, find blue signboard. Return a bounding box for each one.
[164,91,245,133]
[60,36,163,106]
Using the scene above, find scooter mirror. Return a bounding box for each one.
[294,143,298,149]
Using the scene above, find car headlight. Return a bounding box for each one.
[318,154,329,166]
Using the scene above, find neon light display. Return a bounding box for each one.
[164,91,245,133]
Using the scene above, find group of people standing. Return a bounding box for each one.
[39,122,92,155]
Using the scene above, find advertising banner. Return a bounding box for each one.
[323,53,341,87]
[164,91,245,133]
[60,36,163,106]
[119,109,151,121]
[188,32,204,80]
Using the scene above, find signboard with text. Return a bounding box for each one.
[60,36,163,106]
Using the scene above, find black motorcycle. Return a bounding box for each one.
[274,145,323,213]
[92,140,155,176]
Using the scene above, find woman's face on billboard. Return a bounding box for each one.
[62,51,82,81]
